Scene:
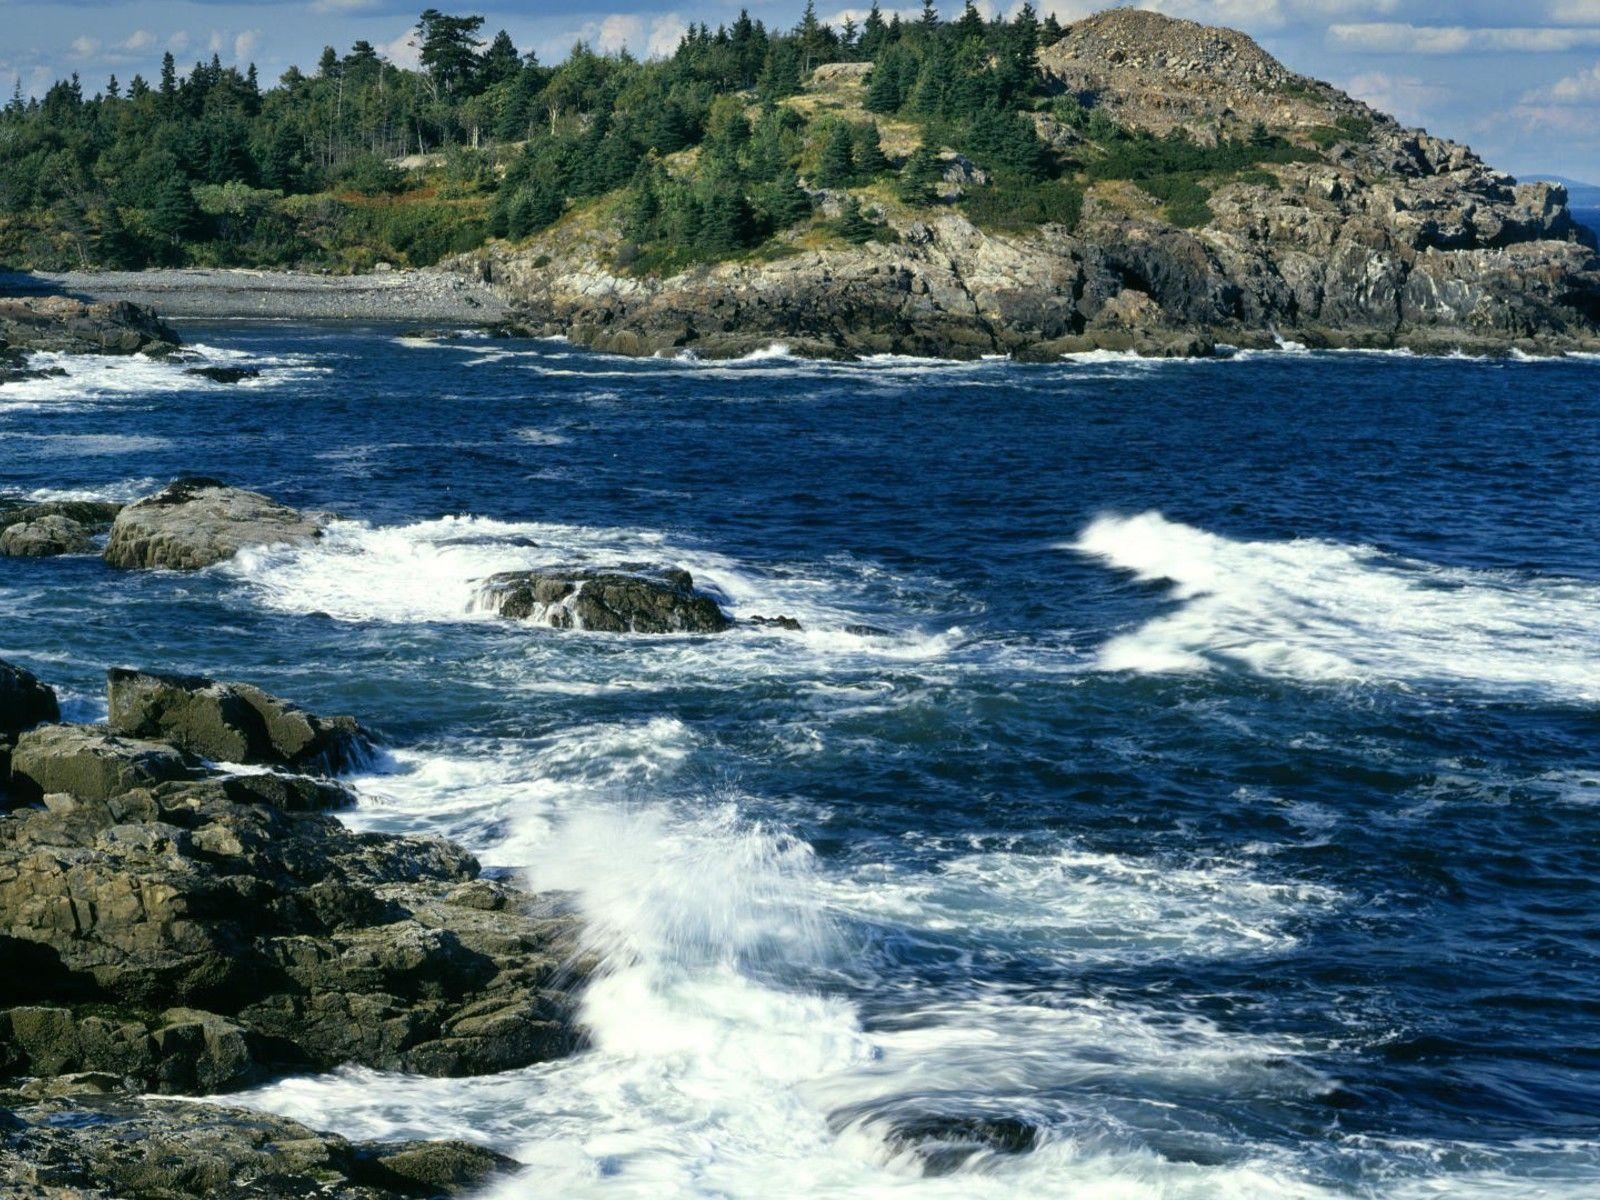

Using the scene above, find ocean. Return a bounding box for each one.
[3,327,1599,1198]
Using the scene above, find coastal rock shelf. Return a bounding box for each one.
[103,478,327,571]
[0,663,587,1198]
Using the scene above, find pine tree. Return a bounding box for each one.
[898,143,942,206]
[480,31,521,87]
[816,121,855,187]
[852,123,889,178]
[757,41,802,101]
[417,9,486,98]
[834,196,877,243]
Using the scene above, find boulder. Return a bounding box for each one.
[107,668,371,772]
[103,478,325,571]
[0,1089,517,1199]
[183,366,260,384]
[8,725,190,804]
[0,698,585,1083]
[0,515,92,558]
[0,296,178,357]
[0,662,59,737]
[477,566,731,634]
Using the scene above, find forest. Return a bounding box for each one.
[0,2,1325,273]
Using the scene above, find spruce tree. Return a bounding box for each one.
[834,196,877,243]
[853,123,889,178]
[817,122,855,187]
[898,144,942,206]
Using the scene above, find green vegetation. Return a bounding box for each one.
[0,1,1349,273]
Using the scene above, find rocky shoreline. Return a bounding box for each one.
[0,656,587,1198]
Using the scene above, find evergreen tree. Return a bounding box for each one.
[757,40,802,101]
[852,123,889,178]
[417,9,486,98]
[898,143,942,205]
[148,175,200,261]
[816,121,855,187]
[861,4,890,59]
[834,195,877,242]
[479,31,521,87]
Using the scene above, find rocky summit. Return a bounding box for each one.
[474,8,1600,360]
[0,663,587,1199]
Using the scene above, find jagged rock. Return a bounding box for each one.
[8,725,190,804]
[0,1089,517,1199]
[0,677,585,1086]
[0,500,122,531]
[749,615,804,631]
[0,296,178,357]
[0,516,92,558]
[183,366,260,383]
[106,668,371,772]
[103,478,325,571]
[478,566,731,634]
[0,663,59,737]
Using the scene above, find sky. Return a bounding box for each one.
[8,0,1600,183]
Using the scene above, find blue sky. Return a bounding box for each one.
[9,1,1600,182]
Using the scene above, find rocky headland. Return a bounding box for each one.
[469,9,1600,361]
[0,659,587,1198]
[0,294,178,386]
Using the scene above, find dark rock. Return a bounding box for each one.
[0,685,586,1085]
[7,725,191,805]
[882,1113,1039,1176]
[0,500,122,532]
[0,515,92,558]
[183,366,260,384]
[478,566,731,634]
[107,668,372,772]
[749,615,804,631]
[0,662,59,737]
[0,296,178,357]
[0,1089,517,1199]
[844,624,891,638]
[103,478,325,570]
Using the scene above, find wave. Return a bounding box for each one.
[1069,512,1600,699]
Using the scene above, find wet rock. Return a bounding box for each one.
[0,677,585,1084]
[0,296,178,357]
[7,725,190,804]
[749,615,804,632]
[107,668,372,772]
[0,662,59,737]
[183,366,260,384]
[0,1089,517,1199]
[103,478,325,570]
[479,566,731,634]
[0,515,92,558]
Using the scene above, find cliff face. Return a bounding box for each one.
[468,8,1600,359]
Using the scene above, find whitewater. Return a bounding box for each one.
[4,327,1600,1198]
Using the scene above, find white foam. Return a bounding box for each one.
[1070,512,1600,700]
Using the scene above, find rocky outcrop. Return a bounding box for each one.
[0,1084,516,1199]
[0,501,121,559]
[103,478,325,570]
[478,566,732,633]
[1,671,587,1095]
[0,296,177,361]
[0,664,59,739]
[471,8,1600,360]
[107,669,371,772]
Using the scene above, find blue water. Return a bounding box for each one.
[4,329,1600,1198]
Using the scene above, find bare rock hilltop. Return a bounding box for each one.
[471,8,1600,360]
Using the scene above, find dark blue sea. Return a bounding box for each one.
[3,327,1599,1198]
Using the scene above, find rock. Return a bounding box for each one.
[0,662,59,737]
[183,366,260,384]
[103,478,325,571]
[749,615,804,631]
[0,516,92,558]
[0,296,178,357]
[107,668,372,772]
[0,680,585,1085]
[7,725,191,804]
[0,1090,517,1199]
[0,500,121,531]
[478,566,731,634]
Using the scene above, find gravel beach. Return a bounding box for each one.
[0,267,508,325]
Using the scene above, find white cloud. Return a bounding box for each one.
[122,31,155,54]
[234,31,261,61]
[69,37,101,59]
[1524,60,1600,103]
[1549,1,1600,23]
[587,12,688,59]
[1330,22,1600,53]
[1342,69,1449,125]
[646,14,688,58]
[380,28,421,70]
[595,14,643,54]
[168,31,191,54]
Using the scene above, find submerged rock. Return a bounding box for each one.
[107,668,372,772]
[0,1087,517,1199]
[479,566,731,634]
[0,671,586,1090]
[183,365,261,384]
[103,478,325,570]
